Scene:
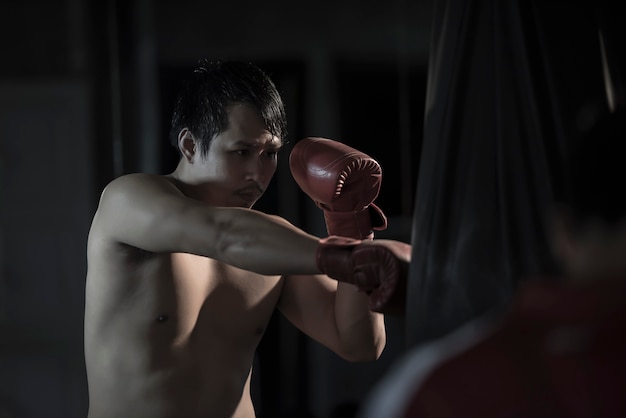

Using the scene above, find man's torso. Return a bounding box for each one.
[85,230,283,418]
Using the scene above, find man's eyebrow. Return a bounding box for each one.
[233,140,283,149]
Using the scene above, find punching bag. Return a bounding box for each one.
[405,0,624,347]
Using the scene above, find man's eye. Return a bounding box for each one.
[265,150,279,159]
[235,150,249,156]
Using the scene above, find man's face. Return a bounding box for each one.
[190,103,282,208]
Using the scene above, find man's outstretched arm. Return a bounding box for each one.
[90,173,321,275]
[92,173,411,302]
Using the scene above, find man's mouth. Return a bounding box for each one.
[235,186,264,202]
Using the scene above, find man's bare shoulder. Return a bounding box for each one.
[88,173,183,252]
[100,173,179,202]
[93,173,168,224]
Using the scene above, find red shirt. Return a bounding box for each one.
[361,279,626,418]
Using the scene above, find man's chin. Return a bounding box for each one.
[233,198,257,209]
[234,193,262,208]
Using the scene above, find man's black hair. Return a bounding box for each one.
[169,60,287,156]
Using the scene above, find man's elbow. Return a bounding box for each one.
[341,336,386,362]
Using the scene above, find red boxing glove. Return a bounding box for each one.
[289,137,387,240]
[316,236,410,316]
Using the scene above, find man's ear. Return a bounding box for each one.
[178,128,196,162]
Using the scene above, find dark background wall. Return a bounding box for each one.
[0,1,432,417]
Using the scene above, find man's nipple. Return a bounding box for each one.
[156,314,170,323]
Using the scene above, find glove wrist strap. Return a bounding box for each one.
[316,236,361,281]
[322,204,388,240]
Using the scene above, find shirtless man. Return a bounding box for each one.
[84,60,410,418]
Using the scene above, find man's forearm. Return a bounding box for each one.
[334,282,386,361]
[207,207,322,276]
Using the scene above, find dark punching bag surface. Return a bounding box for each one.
[406,0,620,347]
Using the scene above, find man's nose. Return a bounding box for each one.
[245,157,267,182]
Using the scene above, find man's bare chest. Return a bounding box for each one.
[145,253,283,344]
